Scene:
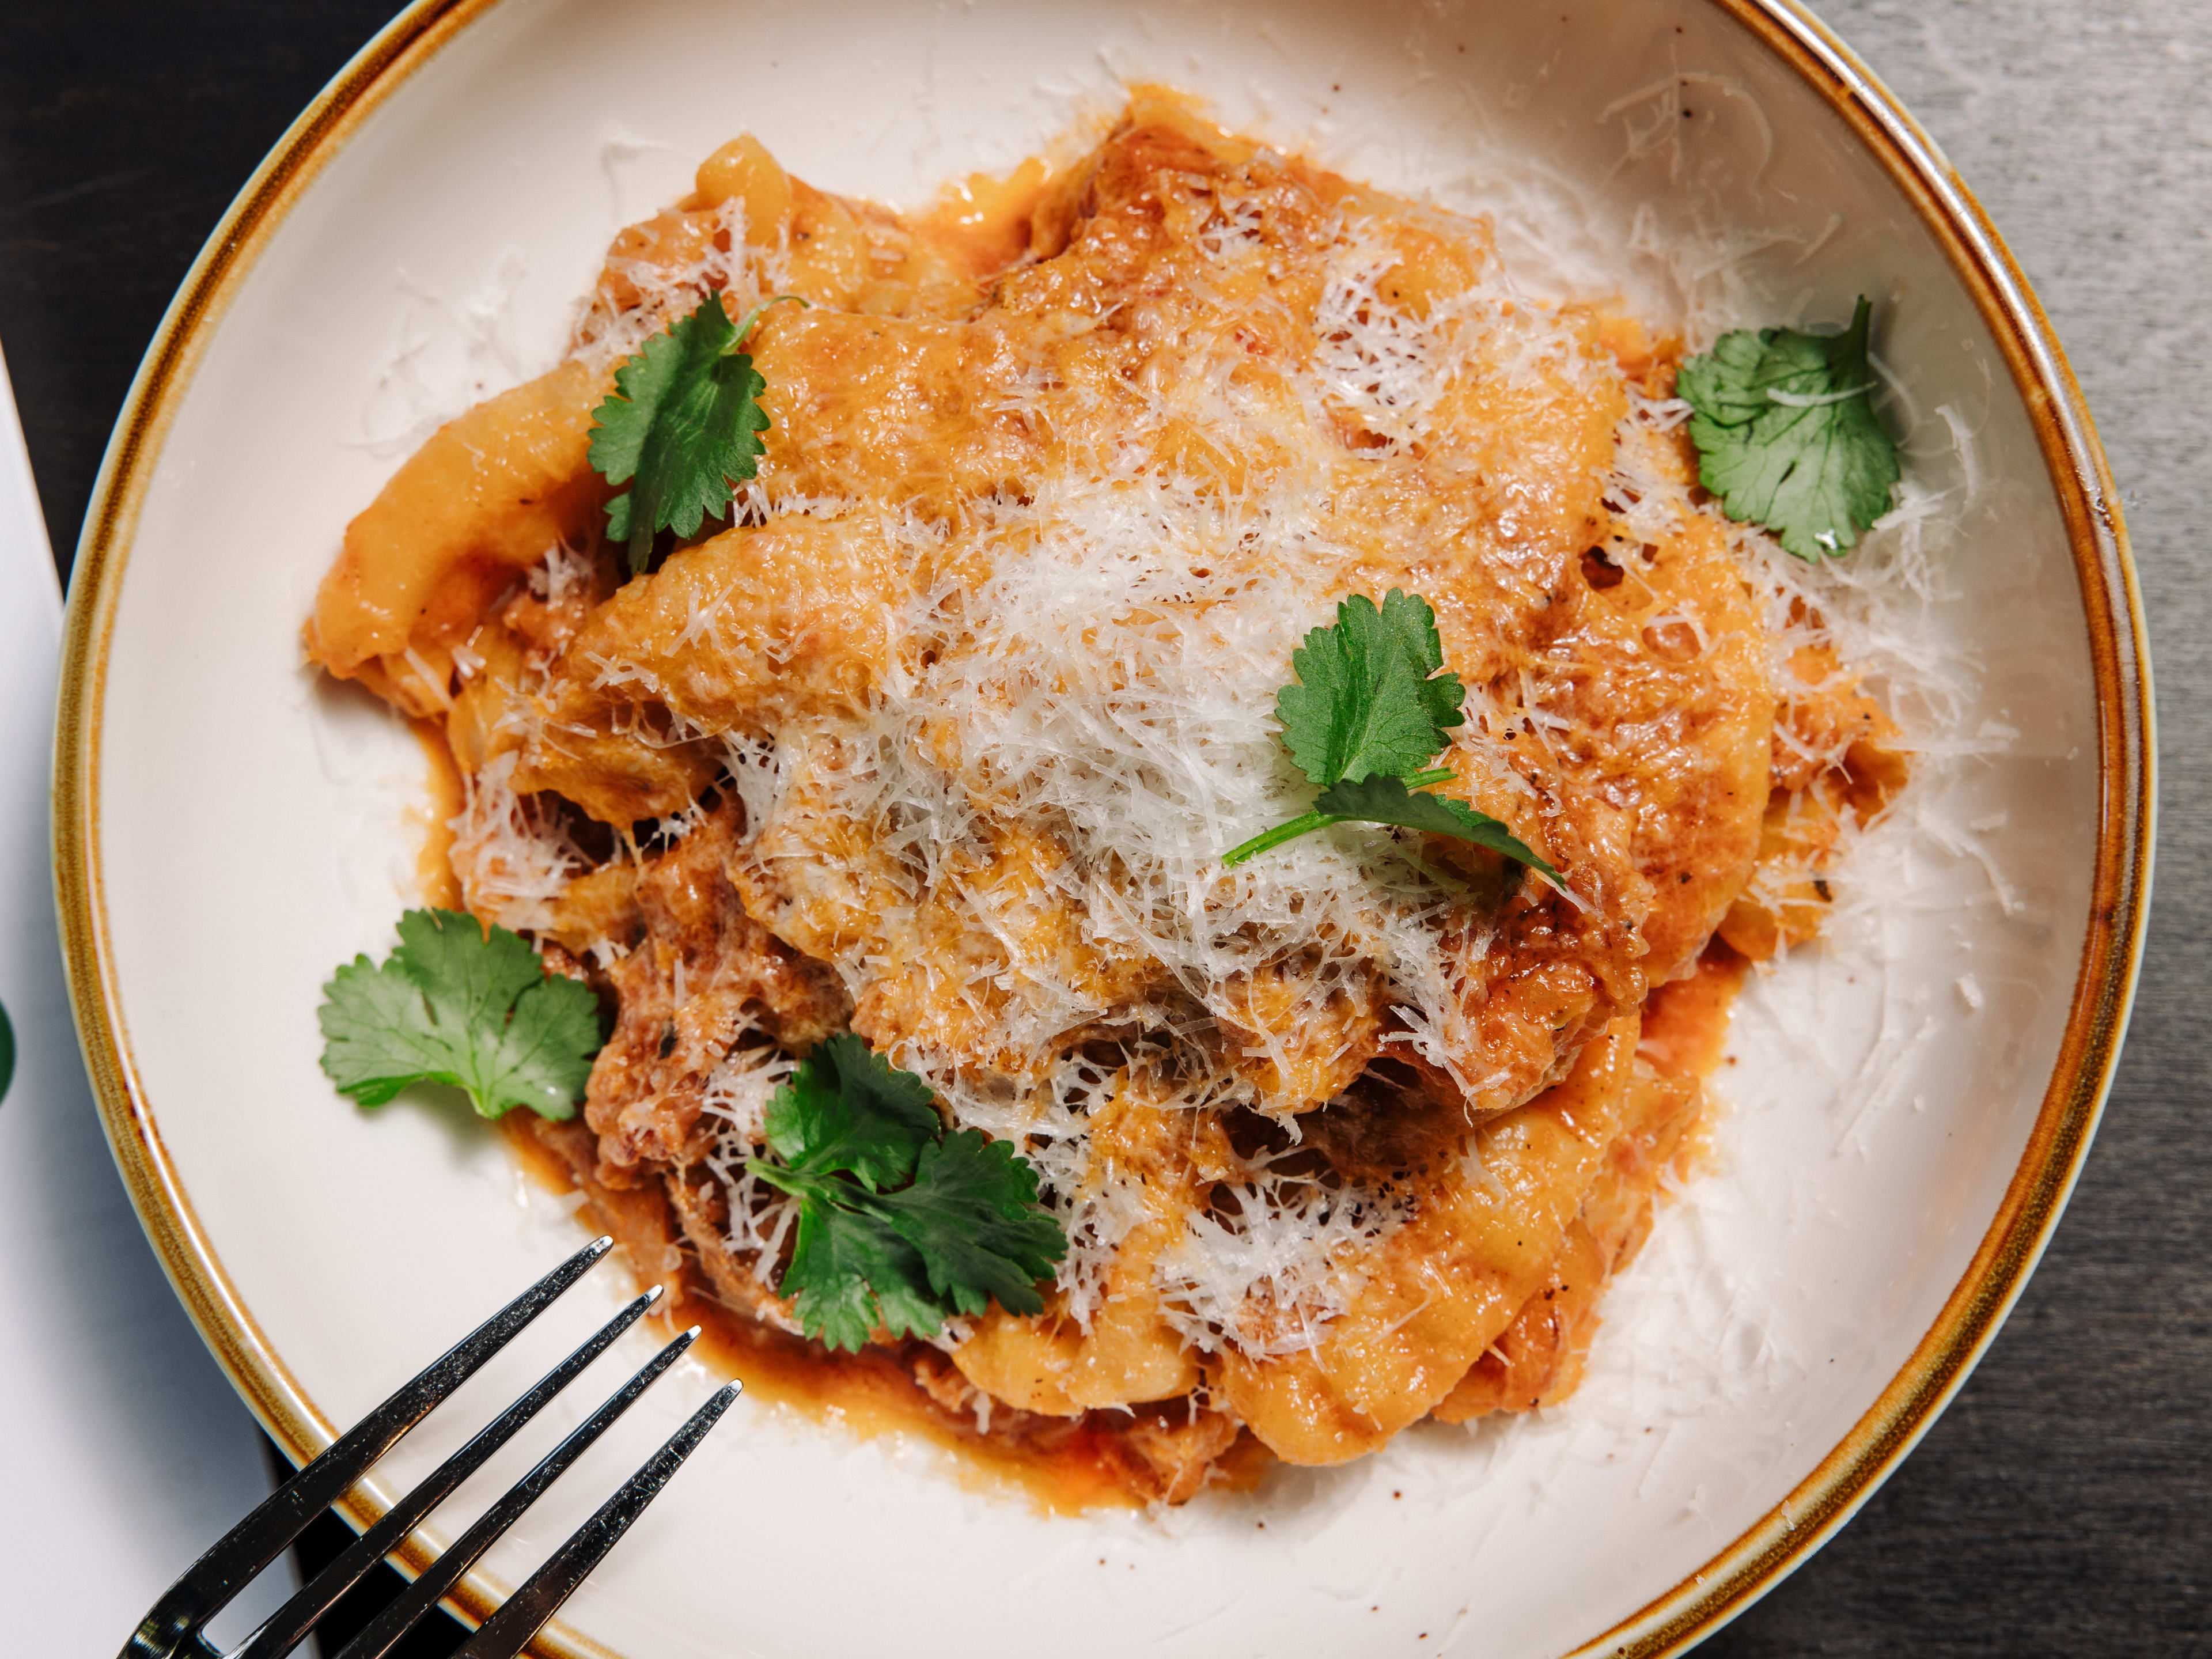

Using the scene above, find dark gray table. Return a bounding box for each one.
[4,2,2203,1652]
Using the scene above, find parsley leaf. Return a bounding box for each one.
[1276,589,1465,786]
[748,1036,1066,1351]
[588,294,802,574]
[763,1032,940,1191]
[872,1131,1065,1317]
[1311,774,1558,878]
[778,1192,945,1351]
[1677,296,1900,559]
[317,908,602,1120]
[1224,590,1557,881]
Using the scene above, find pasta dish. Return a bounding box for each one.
[306,91,1906,1506]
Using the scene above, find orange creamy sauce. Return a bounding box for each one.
[1641,943,1750,1084]
[1640,943,1749,1183]
[914,156,1060,276]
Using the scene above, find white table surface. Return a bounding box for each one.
[0,344,291,1652]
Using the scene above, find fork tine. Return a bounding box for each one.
[226,1283,661,1659]
[451,1382,744,1659]
[327,1326,702,1659]
[124,1236,611,1659]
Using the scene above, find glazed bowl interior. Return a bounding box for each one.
[59,0,2142,1655]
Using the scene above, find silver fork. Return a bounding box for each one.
[123,1237,739,1659]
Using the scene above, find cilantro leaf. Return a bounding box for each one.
[588,294,802,574]
[317,909,601,1120]
[1311,774,1561,883]
[1225,590,1555,881]
[1277,589,1465,787]
[1677,296,1900,559]
[874,1131,1065,1318]
[747,1038,1066,1351]
[764,1031,940,1191]
[775,1183,947,1351]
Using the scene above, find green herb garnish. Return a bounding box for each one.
[747,1034,1066,1351]
[317,908,602,1120]
[1222,590,1559,880]
[588,292,804,573]
[1677,296,1900,560]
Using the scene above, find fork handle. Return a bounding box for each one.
[122,1236,611,1659]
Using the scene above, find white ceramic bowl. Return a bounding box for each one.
[56,1,2150,1654]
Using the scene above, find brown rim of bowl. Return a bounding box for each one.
[50,1,2153,1656]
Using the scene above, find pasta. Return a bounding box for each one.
[309,90,1904,1505]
